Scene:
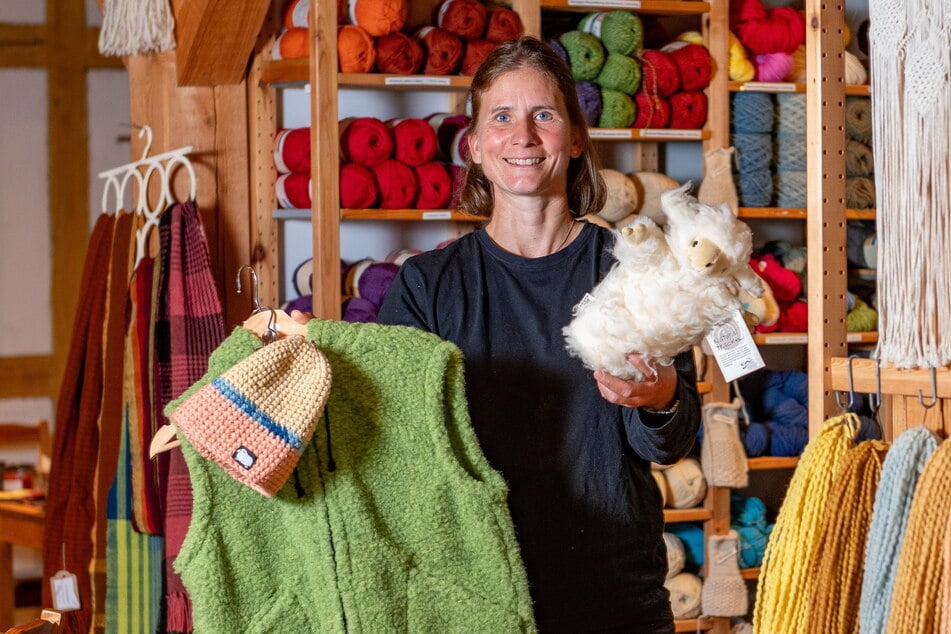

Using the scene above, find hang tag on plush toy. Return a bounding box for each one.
[704,309,765,382]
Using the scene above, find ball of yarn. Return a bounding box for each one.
[662,457,707,509]
[787,44,807,82]
[774,171,807,208]
[435,0,486,41]
[663,532,685,579]
[273,127,311,174]
[342,295,380,323]
[663,41,713,91]
[371,158,418,208]
[283,0,308,29]
[731,92,775,134]
[669,91,707,128]
[731,492,768,529]
[484,7,524,43]
[736,169,773,207]
[743,421,770,456]
[733,132,773,172]
[845,96,872,143]
[596,168,640,222]
[754,51,793,82]
[414,26,463,75]
[595,53,642,95]
[847,297,878,332]
[337,25,376,73]
[348,0,407,37]
[734,4,806,55]
[775,133,806,171]
[388,117,438,166]
[845,50,868,85]
[735,524,771,568]
[547,36,568,61]
[774,93,806,135]
[272,27,309,60]
[293,257,313,296]
[413,161,453,209]
[276,173,312,209]
[340,117,394,167]
[845,140,874,177]
[728,32,756,81]
[597,89,636,128]
[668,523,705,566]
[846,176,876,209]
[633,93,670,128]
[575,80,603,127]
[766,420,808,456]
[375,31,424,74]
[339,161,379,208]
[352,260,400,306]
[425,112,470,164]
[653,469,669,507]
[284,293,312,315]
[578,10,643,56]
[559,30,606,81]
[385,248,422,266]
[638,49,680,97]
[665,573,703,619]
[460,39,497,75]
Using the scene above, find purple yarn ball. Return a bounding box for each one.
[575,80,603,128]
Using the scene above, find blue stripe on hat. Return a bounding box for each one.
[212,376,304,450]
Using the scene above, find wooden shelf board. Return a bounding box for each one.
[274,208,484,222]
[754,332,807,345]
[663,507,712,523]
[339,73,472,90]
[830,357,951,399]
[729,81,870,96]
[260,57,310,86]
[589,128,709,142]
[540,0,709,14]
[748,456,799,470]
[738,208,875,220]
[697,381,712,395]
[740,567,760,580]
[674,618,715,632]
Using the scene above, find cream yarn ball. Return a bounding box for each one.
[665,572,703,619]
[663,531,686,579]
[630,171,681,225]
[597,168,641,224]
[652,468,668,507]
[662,457,707,509]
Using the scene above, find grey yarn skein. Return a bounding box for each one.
[858,426,938,634]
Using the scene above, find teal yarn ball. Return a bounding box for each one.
[775,93,807,135]
[598,89,636,128]
[774,170,807,208]
[731,92,775,133]
[578,11,643,56]
[775,133,806,171]
[559,30,605,80]
[595,53,642,95]
[736,169,773,207]
[733,132,773,172]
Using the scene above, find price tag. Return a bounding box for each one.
[704,310,765,382]
[51,570,81,611]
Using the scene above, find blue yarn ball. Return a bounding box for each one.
[775,171,808,208]
[767,420,809,456]
[743,421,770,457]
[775,133,806,171]
[768,370,809,404]
[730,493,768,528]
[731,92,775,133]
[771,398,807,427]
[733,132,774,172]
[736,169,774,207]
[667,523,705,567]
[735,524,771,568]
[775,93,807,135]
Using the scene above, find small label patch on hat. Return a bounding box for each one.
[232,446,257,470]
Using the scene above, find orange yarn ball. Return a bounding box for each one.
[338,25,376,73]
[348,0,407,37]
[272,27,310,60]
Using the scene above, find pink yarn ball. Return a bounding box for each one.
[755,52,793,82]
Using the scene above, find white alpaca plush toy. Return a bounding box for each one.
[563,183,763,380]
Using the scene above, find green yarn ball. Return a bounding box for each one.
[578,11,643,56]
[847,297,878,332]
[598,89,636,128]
[559,30,606,81]
[595,53,642,95]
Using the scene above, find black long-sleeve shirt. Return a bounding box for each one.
[377,221,701,633]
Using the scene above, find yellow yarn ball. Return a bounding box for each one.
[729,32,755,82]
[787,45,807,82]
[843,22,851,47]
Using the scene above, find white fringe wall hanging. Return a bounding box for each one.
[869,0,951,368]
[98,0,176,57]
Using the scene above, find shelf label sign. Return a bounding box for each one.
[568,0,641,7]
[422,211,452,220]
[742,82,798,93]
[640,129,703,140]
[385,76,452,86]
[704,310,766,382]
[589,129,634,140]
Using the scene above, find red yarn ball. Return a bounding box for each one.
[414,26,464,75]
[484,7,524,43]
[461,40,497,76]
[734,5,806,55]
[663,42,713,91]
[340,162,379,209]
[371,159,418,208]
[375,31,424,74]
[339,117,394,167]
[633,93,670,128]
[638,49,679,97]
[413,162,453,209]
[435,0,487,42]
[668,91,707,129]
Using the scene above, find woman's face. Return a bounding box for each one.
[468,66,582,205]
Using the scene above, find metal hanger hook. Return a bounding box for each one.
[834,355,858,412]
[917,366,939,409]
[236,264,264,314]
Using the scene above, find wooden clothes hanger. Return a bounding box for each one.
[149,266,309,459]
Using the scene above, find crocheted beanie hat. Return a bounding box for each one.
[170,336,332,497]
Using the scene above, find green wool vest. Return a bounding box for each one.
[169,322,537,633]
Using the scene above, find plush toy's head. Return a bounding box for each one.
[661,183,754,278]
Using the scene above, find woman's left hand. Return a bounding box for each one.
[593,353,679,410]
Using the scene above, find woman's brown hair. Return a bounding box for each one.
[456,36,606,218]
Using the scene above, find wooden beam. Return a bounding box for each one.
[47,0,91,400]
[0,356,52,398]
[83,27,124,69]
[170,0,271,86]
[0,23,46,67]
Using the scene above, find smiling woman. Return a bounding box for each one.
[377,36,702,633]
